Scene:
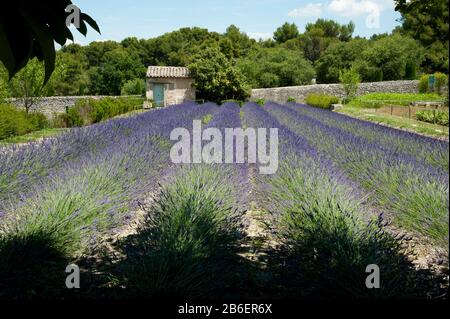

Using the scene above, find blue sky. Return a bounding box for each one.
[71,0,401,44]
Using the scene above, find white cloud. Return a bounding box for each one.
[288,3,323,18]
[326,0,394,28]
[247,32,273,40]
[327,0,378,17]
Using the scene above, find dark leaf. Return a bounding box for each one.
[19,8,56,83]
[81,13,101,34]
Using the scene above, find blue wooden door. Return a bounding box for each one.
[153,83,165,106]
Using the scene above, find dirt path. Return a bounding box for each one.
[239,164,279,267]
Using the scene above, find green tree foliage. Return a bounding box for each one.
[339,68,360,102]
[0,64,9,100]
[85,41,121,67]
[362,34,424,81]
[315,39,370,83]
[2,13,444,98]
[237,48,315,88]
[395,0,449,73]
[8,59,63,112]
[273,22,300,44]
[121,79,146,96]
[288,19,356,63]
[305,19,355,41]
[88,48,146,95]
[0,1,99,81]
[188,47,250,102]
[223,25,256,58]
[53,46,90,96]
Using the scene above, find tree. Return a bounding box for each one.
[300,28,336,63]
[362,34,424,81]
[223,25,256,58]
[0,63,9,100]
[121,79,146,96]
[52,49,89,96]
[315,39,370,83]
[0,1,99,82]
[273,22,299,44]
[237,48,316,88]
[88,48,146,95]
[339,68,360,102]
[305,19,355,41]
[299,19,355,63]
[395,0,449,72]
[8,58,61,112]
[188,47,250,102]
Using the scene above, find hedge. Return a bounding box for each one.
[305,94,340,110]
[0,104,49,140]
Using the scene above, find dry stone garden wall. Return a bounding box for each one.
[251,80,420,104]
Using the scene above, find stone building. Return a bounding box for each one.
[146,66,196,107]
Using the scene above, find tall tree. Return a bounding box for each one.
[189,47,250,102]
[8,59,62,112]
[273,22,300,44]
[237,48,316,88]
[395,0,449,72]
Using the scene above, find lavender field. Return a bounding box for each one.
[0,102,448,299]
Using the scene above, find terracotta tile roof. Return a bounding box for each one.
[147,66,191,78]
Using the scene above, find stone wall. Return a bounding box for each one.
[251,80,420,104]
[8,95,140,119]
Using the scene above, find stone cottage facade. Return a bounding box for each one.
[146,66,196,107]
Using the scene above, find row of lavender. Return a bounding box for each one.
[242,102,438,297]
[0,102,220,258]
[263,102,449,248]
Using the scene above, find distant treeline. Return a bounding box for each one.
[0,0,448,98]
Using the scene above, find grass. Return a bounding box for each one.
[348,93,445,108]
[337,106,449,138]
[0,128,67,145]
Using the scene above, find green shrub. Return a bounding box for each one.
[121,79,146,96]
[255,98,266,106]
[416,110,449,126]
[63,97,144,127]
[287,97,297,103]
[28,113,49,130]
[435,72,449,96]
[66,108,84,127]
[305,94,339,110]
[339,68,360,102]
[418,75,429,93]
[0,104,48,140]
[361,67,383,83]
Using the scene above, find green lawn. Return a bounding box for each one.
[347,93,445,108]
[0,128,68,145]
[337,106,449,138]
